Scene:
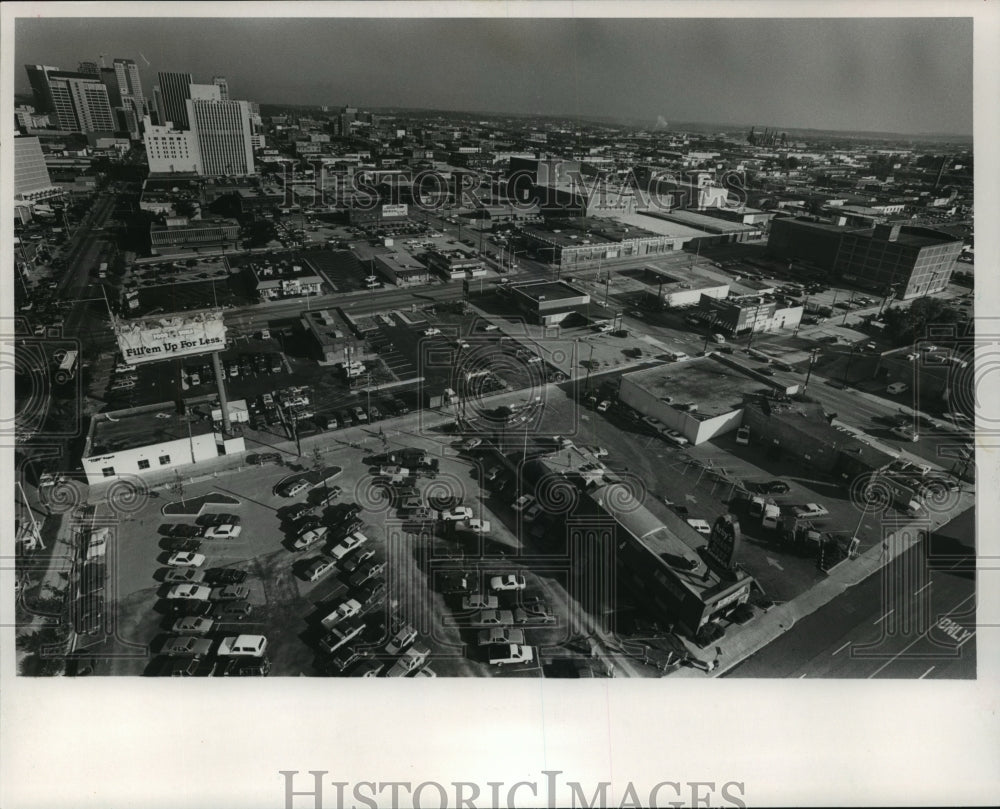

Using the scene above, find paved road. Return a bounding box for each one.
[726,505,976,678]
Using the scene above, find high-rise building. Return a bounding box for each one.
[157,71,193,129]
[186,97,255,176]
[99,67,123,107]
[114,58,146,118]
[78,61,100,77]
[14,136,62,202]
[152,86,165,126]
[212,76,229,101]
[47,71,115,133]
[24,65,60,114]
[142,116,203,174]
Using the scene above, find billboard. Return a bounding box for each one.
[381,203,408,218]
[114,310,227,366]
[705,514,742,570]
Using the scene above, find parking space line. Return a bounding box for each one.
[873,609,894,626]
[914,581,933,596]
[919,666,935,679]
[832,641,851,656]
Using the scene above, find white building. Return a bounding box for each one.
[142,116,203,174]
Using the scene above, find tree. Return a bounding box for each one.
[882,297,964,346]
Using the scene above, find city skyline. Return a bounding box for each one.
[15,16,973,136]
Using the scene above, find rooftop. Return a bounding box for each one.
[509,280,588,303]
[596,210,711,240]
[88,402,219,457]
[640,208,760,234]
[623,357,767,418]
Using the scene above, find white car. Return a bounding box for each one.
[166,584,212,601]
[386,645,430,677]
[204,524,242,539]
[217,634,268,658]
[488,643,535,666]
[330,531,368,560]
[293,526,328,551]
[423,327,441,337]
[478,627,525,646]
[461,594,498,611]
[792,503,830,519]
[596,400,610,413]
[167,551,206,567]
[464,519,492,534]
[440,506,473,521]
[461,438,482,451]
[686,519,712,535]
[386,624,418,655]
[891,425,920,442]
[588,446,609,458]
[490,574,527,592]
[511,495,536,514]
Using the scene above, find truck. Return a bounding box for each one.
[321,598,362,630]
[778,514,823,555]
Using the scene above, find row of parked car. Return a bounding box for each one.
[150,511,270,676]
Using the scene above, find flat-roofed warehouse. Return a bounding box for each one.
[618,356,776,445]
[82,401,245,485]
[507,279,591,326]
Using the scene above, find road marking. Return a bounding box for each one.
[919,666,935,679]
[873,609,894,625]
[798,673,807,678]
[914,581,933,596]
[832,641,852,656]
[868,593,976,678]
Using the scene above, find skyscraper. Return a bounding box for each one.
[47,71,115,132]
[152,86,165,126]
[212,76,229,101]
[99,67,123,107]
[186,97,254,175]
[157,71,193,129]
[78,61,100,77]
[14,136,61,202]
[24,65,60,114]
[114,58,146,118]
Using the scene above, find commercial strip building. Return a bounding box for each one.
[767,217,963,299]
[149,217,240,253]
[625,264,730,309]
[81,401,245,485]
[506,280,591,326]
[372,250,431,287]
[424,247,487,281]
[249,261,324,300]
[301,309,375,365]
[517,217,700,270]
[637,208,764,243]
[695,294,804,337]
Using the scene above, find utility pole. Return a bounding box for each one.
[803,347,820,391]
[745,298,764,352]
[841,289,855,326]
[841,347,856,389]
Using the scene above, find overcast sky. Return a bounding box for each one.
[15,16,973,135]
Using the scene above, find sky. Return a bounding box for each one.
[14,15,973,135]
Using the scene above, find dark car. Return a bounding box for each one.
[168,523,205,538]
[203,568,249,585]
[759,480,791,495]
[167,600,214,618]
[355,581,387,609]
[248,453,281,466]
[340,548,377,574]
[222,656,271,676]
[169,657,218,677]
[348,561,386,588]
[210,602,253,621]
[336,518,364,538]
[285,503,315,521]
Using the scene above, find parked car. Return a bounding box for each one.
[203,523,242,539]
[294,526,328,551]
[210,584,250,601]
[488,644,535,666]
[210,602,253,621]
[759,480,791,495]
[162,537,203,553]
[167,552,206,568]
[478,627,526,646]
[222,657,271,676]
[340,548,376,574]
[386,624,418,655]
[326,646,374,674]
[441,506,473,521]
[461,594,498,611]
[164,568,206,585]
[348,561,386,588]
[330,531,368,560]
[217,634,268,657]
[386,645,430,677]
[468,609,515,628]
[489,573,527,591]
[303,556,337,582]
[171,616,214,634]
[512,607,557,625]
[279,479,310,498]
[161,636,213,657]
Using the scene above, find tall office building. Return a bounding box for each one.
[24,65,60,114]
[152,86,166,126]
[14,136,61,202]
[157,70,193,129]
[186,96,255,175]
[212,75,229,101]
[47,71,115,133]
[114,58,146,117]
[99,67,123,106]
[78,61,100,77]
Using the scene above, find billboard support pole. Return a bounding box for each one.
[212,351,232,433]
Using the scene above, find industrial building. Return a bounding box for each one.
[82,401,245,485]
[767,217,963,298]
[638,208,764,243]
